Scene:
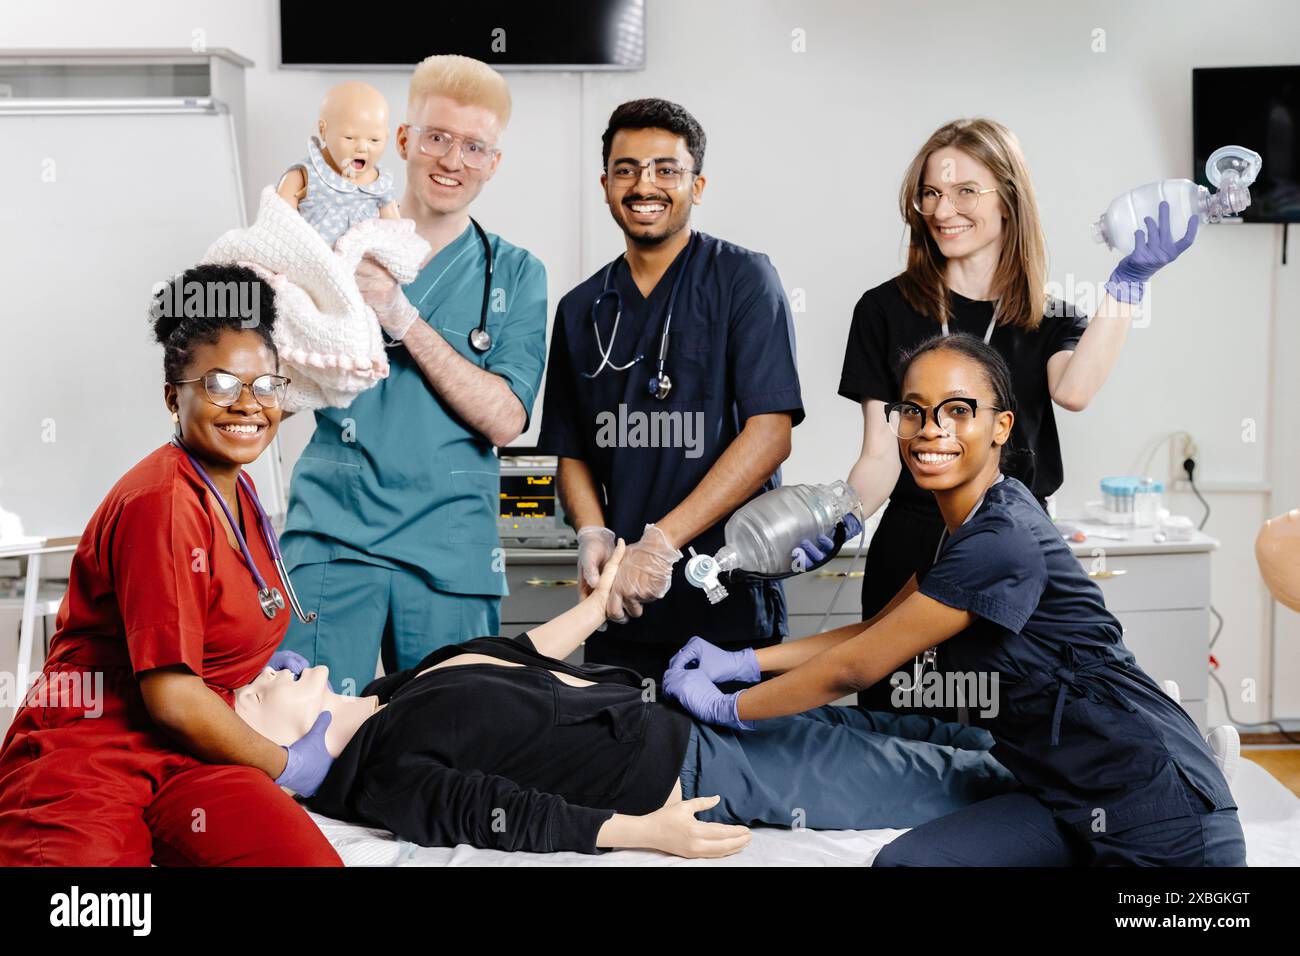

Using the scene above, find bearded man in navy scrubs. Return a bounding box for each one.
[536,98,804,684]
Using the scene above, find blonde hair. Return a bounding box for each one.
[408,54,512,129]
[896,118,1047,333]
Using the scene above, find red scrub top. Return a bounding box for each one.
[44,442,288,704]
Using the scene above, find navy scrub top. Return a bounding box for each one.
[918,475,1236,837]
[281,222,549,597]
[536,230,804,647]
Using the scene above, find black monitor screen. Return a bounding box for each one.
[279,1,645,70]
[1193,66,1300,223]
[500,474,556,521]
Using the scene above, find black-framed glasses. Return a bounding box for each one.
[885,397,1003,439]
[404,125,499,169]
[170,370,291,409]
[607,158,696,189]
[913,183,999,216]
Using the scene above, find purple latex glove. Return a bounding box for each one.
[1106,200,1199,304]
[268,649,309,676]
[663,662,752,730]
[669,635,761,685]
[267,649,335,693]
[792,512,864,570]
[274,711,334,797]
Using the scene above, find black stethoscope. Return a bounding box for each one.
[582,232,698,401]
[170,437,317,623]
[467,217,495,354]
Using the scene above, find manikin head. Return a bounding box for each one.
[1257,509,1300,612]
[317,81,391,180]
[235,665,377,756]
[235,665,330,745]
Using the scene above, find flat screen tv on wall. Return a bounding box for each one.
[279,0,646,70]
[1193,65,1300,224]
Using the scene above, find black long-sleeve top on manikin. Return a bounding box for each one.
[306,633,693,854]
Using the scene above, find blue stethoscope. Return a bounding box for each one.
[170,437,317,623]
[583,232,698,400]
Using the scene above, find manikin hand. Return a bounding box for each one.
[639,795,751,859]
[1106,200,1199,304]
[607,524,683,623]
[355,256,419,340]
[576,526,618,601]
[274,711,335,798]
[587,538,627,621]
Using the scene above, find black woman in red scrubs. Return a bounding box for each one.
[0,265,342,866]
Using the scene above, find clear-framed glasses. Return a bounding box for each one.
[913,183,999,216]
[405,125,498,169]
[885,397,1003,439]
[607,158,696,189]
[170,370,291,409]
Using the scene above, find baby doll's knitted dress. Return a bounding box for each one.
[290,136,396,247]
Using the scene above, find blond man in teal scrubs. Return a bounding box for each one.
[278,56,547,694]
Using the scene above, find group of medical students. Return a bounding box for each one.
[0,52,1246,867]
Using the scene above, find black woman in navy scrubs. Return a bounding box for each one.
[665,333,1243,867]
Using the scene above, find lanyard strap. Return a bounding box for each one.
[921,473,1006,672]
[941,313,997,344]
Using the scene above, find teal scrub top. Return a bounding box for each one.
[280,221,548,596]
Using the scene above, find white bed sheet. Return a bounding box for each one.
[307,757,1300,866]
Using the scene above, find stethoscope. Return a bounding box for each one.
[583,232,698,401]
[169,437,317,623]
[466,217,495,353]
[893,472,1005,692]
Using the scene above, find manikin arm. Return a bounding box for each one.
[525,541,625,659]
[275,167,307,211]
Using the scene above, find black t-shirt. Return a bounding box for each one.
[838,277,1087,509]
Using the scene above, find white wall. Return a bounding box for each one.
[6,0,1298,727]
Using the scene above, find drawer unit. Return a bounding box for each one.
[1108,608,1209,702]
[1071,540,1215,733]
[502,555,581,624]
[1076,551,1210,613]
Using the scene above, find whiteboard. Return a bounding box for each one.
[0,105,282,539]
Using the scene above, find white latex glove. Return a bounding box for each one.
[355,256,419,340]
[576,526,617,601]
[607,523,683,623]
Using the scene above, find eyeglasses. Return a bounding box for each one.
[170,370,291,409]
[913,183,999,216]
[885,398,1003,439]
[405,125,498,169]
[607,159,696,189]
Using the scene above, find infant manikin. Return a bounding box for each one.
[277,80,400,247]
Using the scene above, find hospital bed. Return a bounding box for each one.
[307,754,1300,866]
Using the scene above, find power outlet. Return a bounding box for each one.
[1168,431,1197,487]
